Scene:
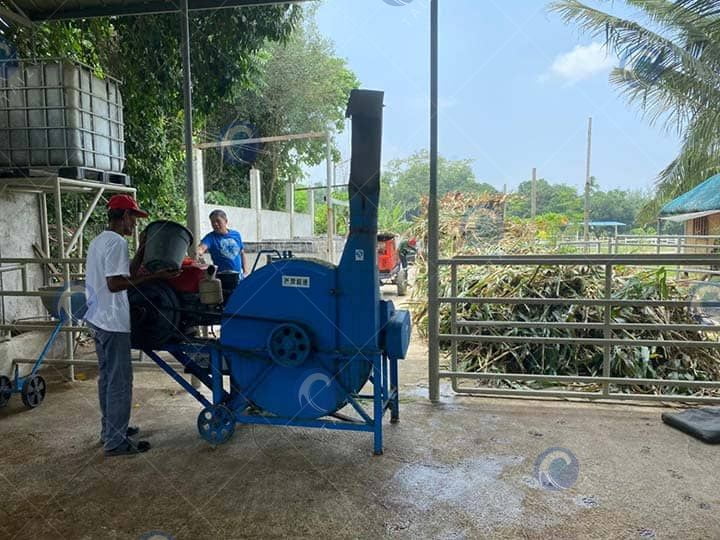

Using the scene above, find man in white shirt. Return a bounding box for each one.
[85,195,176,456]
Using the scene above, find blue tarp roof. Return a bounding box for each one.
[660,174,720,216]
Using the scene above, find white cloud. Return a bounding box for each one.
[546,42,616,84]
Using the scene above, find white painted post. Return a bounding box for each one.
[308,188,315,236]
[193,150,205,228]
[325,131,335,263]
[286,182,295,239]
[250,168,262,242]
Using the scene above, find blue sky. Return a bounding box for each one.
[312,0,681,193]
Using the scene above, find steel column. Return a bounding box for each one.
[180,0,199,257]
[428,0,440,403]
[325,130,335,263]
[603,264,612,396]
[54,177,74,380]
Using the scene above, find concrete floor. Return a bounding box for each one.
[2,311,720,538]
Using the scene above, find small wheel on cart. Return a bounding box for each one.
[197,405,235,444]
[21,375,46,409]
[396,268,408,297]
[0,375,12,408]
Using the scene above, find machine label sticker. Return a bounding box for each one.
[282,275,310,288]
[355,249,364,261]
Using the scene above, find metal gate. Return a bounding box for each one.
[428,254,720,404]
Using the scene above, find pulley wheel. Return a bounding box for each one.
[21,375,46,409]
[0,375,12,407]
[267,323,311,367]
[197,405,235,444]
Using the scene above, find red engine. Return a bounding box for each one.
[167,257,207,293]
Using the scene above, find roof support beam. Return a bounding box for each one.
[19,0,308,22]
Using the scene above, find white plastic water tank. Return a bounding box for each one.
[0,59,125,172]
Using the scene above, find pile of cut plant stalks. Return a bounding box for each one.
[409,193,720,397]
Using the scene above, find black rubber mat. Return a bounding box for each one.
[662,408,720,444]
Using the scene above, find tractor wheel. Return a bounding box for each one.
[397,268,408,296]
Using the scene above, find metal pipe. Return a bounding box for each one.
[0,323,90,332]
[438,333,720,348]
[442,385,720,405]
[602,264,612,396]
[441,254,720,265]
[12,358,182,370]
[439,370,720,388]
[195,131,324,149]
[450,263,459,393]
[325,130,334,263]
[54,176,75,379]
[180,0,199,258]
[0,257,85,264]
[40,192,49,285]
[458,320,720,332]
[428,0,440,403]
[66,187,104,254]
[440,297,716,307]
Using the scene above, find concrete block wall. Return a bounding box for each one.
[199,203,313,243]
[0,191,45,324]
[0,191,60,378]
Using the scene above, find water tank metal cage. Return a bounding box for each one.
[0,58,125,174]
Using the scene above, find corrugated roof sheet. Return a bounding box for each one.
[589,221,626,227]
[2,0,306,21]
[660,173,720,216]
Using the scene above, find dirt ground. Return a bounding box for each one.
[1,287,719,539]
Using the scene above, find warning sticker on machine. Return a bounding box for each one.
[282,275,310,288]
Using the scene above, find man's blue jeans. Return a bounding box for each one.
[88,322,133,451]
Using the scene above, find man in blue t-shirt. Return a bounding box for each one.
[197,209,248,275]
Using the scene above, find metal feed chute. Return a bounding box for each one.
[134,89,411,454]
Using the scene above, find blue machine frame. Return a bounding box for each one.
[143,342,400,455]
[0,316,63,409]
[136,89,411,455]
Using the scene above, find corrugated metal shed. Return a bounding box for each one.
[1,0,305,22]
[660,174,720,218]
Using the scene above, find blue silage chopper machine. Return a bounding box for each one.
[130,89,412,454]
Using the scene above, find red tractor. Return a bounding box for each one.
[377,232,408,296]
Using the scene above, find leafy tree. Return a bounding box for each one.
[590,188,649,226]
[382,149,497,214]
[551,0,720,221]
[6,6,301,220]
[204,13,359,210]
[507,178,583,218]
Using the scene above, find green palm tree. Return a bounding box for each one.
[550,0,720,221]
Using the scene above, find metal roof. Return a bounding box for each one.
[588,221,626,227]
[660,173,720,217]
[1,0,306,23]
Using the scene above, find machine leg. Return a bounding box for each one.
[210,349,223,405]
[389,356,399,423]
[373,356,383,455]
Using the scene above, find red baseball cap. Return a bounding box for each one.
[107,194,149,218]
